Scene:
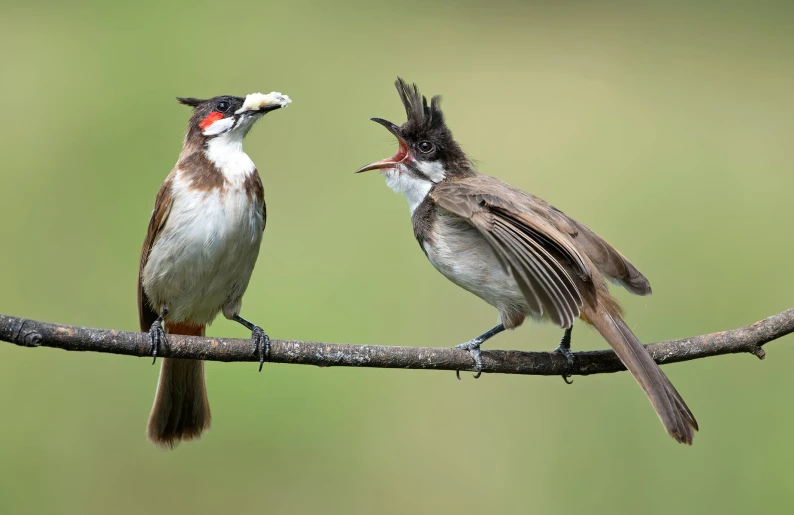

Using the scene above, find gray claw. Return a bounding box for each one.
[149,320,167,365]
[252,326,271,372]
[455,340,483,379]
[554,342,575,384]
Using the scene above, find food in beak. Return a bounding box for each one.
[236,92,292,114]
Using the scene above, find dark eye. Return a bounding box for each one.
[418,141,435,153]
[216,101,231,113]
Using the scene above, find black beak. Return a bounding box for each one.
[237,104,283,117]
[260,104,283,113]
[355,118,410,174]
[370,117,402,138]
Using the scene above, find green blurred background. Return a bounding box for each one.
[1,0,793,513]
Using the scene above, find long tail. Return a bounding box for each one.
[147,322,211,448]
[586,305,698,444]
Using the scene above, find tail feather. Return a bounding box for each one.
[147,323,211,448]
[587,307,698,444]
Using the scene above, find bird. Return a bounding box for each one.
[356,78,698,444]
[138,91,290,447]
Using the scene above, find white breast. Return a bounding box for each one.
[423,212,527,320]
[142,145,265,326]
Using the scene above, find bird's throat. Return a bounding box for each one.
[204,133,256,186]
[384,168,433,215]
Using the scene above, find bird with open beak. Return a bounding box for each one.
[356,78,698,445]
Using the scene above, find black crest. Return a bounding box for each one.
[176,97,205,108]
[395,78,444,129]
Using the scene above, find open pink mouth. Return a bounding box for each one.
[390,139,408,164]
[356,138,409,173]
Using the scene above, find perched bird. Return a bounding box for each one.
[138,92,291,447]
[357,78,697,444]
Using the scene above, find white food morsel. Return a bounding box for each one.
[236,92,292,114]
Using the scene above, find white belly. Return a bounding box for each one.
[142,174,264,325]
[423,213,528,322]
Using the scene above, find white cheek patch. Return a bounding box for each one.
[235,91,292,114]
[202,116,236,136]
[415,160,446,183]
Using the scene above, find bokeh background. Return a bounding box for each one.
[1,1,793,513]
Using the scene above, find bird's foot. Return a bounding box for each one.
[149,319,167,365]
[554,327,575,384]
[455,339,483,380]
[251,326,271,372]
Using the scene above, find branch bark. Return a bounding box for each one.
[1,308,792,376]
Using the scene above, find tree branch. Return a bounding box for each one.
[1,308,792,376]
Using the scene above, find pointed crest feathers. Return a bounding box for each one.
[394,77,444,128]
[176,97,205,108]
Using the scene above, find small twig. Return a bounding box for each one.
[1,308,792,375]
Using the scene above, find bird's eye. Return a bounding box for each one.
[418,141,435,153]
[216,101,231,113]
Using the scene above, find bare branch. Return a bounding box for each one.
[1,308,792,376]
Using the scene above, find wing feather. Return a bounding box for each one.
[474,215,545,316]
[496,221,582,327]
[434,177,586,328]
[546,206,651,294]
[491,218,580,327]
[138,173,175,332]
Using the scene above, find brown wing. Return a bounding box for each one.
[545,206,651,295]
[138,173,175,332]
[244,170,266,232]
[431,175,589,328]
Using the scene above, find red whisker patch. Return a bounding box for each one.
[199,112,225,130]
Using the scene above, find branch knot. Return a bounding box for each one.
[9,318,42,348]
